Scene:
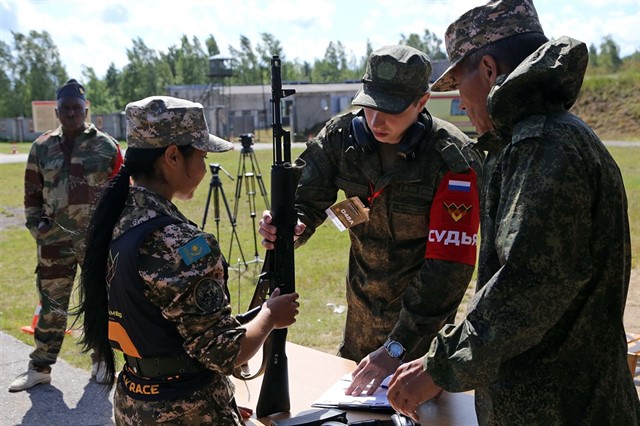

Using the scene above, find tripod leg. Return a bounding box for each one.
[250,150,270,210]
[201,179,215,231]
[219,184,247,268]
[213,182,222,243]
[233,153,245,221]
[246,172,261,260]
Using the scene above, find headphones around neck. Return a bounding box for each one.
[350,112,432,161]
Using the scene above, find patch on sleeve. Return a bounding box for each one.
[194,278,226,313]
[178,235,212,266]
[425,169,480,266]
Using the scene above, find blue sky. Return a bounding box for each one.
[1,0,639,79]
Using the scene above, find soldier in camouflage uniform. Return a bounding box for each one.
[77,96,299,425]
[388,1,640,424]
[260,45,483,396]
[9,79,123,392]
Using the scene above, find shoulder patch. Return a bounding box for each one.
[194,278,226,313]
[178,235,212,266]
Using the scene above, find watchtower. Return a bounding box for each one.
[200,55,233,139]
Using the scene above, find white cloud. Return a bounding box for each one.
[2,0,638,80]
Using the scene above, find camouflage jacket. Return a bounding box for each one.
[24,123,120,245]
[425,37,640,424]
[295,109,483,361]
[112,186,244,424]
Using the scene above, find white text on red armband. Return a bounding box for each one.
[428,230,478,246]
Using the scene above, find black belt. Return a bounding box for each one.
[124,354,206,377]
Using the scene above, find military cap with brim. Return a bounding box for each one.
[125,96,234,152]
[431,0,544,92]
[352,45,432,114]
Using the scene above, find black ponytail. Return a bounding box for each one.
[76,145,196,388]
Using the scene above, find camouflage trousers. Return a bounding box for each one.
[114,379,243,425]
[30,241,80,368]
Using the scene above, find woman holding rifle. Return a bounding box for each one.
[77,96,299,425]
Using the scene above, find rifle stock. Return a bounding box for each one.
[255,55,297,418]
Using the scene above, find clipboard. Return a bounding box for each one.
[311,374,394,413]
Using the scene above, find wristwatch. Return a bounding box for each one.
[384,339,406,360]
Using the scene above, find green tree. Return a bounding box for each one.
[7,31,67,117]
[256,33,284,82]
[399,29,446,60]
[104,63,123,110]
[163,35,208,85]
[0,40,15,117]
[229,35,261,85]
[312,41,352,83]
[205,34,221,57]
[599,35,622,72]
[82,66,118,114]
[588,43,599,68]
[120,38,173,103]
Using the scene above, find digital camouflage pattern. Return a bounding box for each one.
[125,96,234,152]
[24,122,120,367]
[431,0,544,92]
[352,45,431,114]
[111,186,244,425]
[424,37,640,424]
[295,111,482,362]
[114,382,242,426]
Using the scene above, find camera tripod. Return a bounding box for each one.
[233,133,270,264]
[201,163,247,268]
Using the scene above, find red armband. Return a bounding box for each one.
[110,144,124,178]
[425,169,480,266]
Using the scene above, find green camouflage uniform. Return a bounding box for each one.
[425,37,640,424]
[112,186,244,426]
[295,110,482,362]
[24,122,120,368]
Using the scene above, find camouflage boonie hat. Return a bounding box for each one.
[125,96,234,152]
[431,0,544,92]
[352,45,431,114]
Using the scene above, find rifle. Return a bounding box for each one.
[235,55,297,418]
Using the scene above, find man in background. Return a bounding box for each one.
[387,0,640,423]
[9,79,122,392]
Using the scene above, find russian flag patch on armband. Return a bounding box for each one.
[425,170,480,266]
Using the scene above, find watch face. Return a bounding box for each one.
[387,341,404,358]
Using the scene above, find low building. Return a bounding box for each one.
[166,82,359,140]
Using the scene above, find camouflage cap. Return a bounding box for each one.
[352,45,431,114]
[125,96,234,152]
[56,79,86,100]
[431,0,544,92]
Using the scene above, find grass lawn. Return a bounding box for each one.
[1,144,638,372]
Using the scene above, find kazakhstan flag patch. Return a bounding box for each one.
[178,235,212,266]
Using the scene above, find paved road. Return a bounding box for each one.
[1,141,638,165]
[0,332,115,426]
[0,142,310,165]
